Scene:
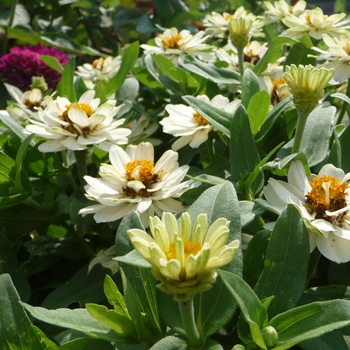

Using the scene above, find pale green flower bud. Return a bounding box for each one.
[30,76,48,92]
[128,212,240,301]
[228,17,253,49]
[261,326,278,348]
[283,64,334,114]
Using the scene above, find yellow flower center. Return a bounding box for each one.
[161,34,183,50]
[289,6,295,14]
[58,103,94,135]
[305,175,349,224]
[224,14,234,20]
[124,160,159,197]
[24,99,41,111]
[167,239,202,281]
[305,14,328,27]
[193,112,209,126]
[344,41,350,56]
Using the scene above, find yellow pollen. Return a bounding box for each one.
[161,34,183,50]
[273,77,286,87]
[92,58,104,69]
[166,240,202,261]
[66,103,94,116]
[344,41,350,56]
[305,175,349,223]
[193,112,209,126]
[289,6,294,14]
[125,159,155,182]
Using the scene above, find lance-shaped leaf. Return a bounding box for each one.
[0,274,58,349]
[247,90,270,135]
[179,54,240,85]
[230,105,260,186]
[241,69,260,109]
[182,95,233,136]
[254,204,309,318]
[56,56,76,101]
[219,270,268,349]
[269,299,350,350]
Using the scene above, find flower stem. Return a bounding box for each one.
[292,110,308,154]
[74,149,88,185]
[237,48,245,79]
[178,297,203,348]
[206,137,215,163]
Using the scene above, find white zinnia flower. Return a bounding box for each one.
[79,142,198,227]
[282,7,350,40]
[25,90,131,152]
[257,160,350,263]
[161,95,240,151]
[128,211,240,301]
[311,34,350,84]
[203,7,264,39]
[75,56,122,88]
[263,0,306,25]
[141,27,214,64]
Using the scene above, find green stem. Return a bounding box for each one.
[206,137,215,164]
[178,297,203,349]
[292,110,309,154]
[237,47,245,79]
[74,149,88,185]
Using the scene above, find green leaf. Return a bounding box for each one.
[42,246,120,308]
[230,105,261,186]
[219,270,268,349]
[300,106,336,167]
[254,205,310,318]
[329,123,350,173]
[269,300,350,350]
[150,335,187,349]
[241,69,260,109]
[58,337,115,350]
[183,95,232,136]
[285,34,316,67]
[0,274,57,349]
[104,41,139,98]
[22,303,125,343]
[56,57,77,101]
[243,230,271,288]
[179,54,240,85]
[114,249,152,268]
[247,90,270,135]
[85,303,136,336]
[299,330,349,350]
[152,54,187,83]
[253,37,298,76]
[40,55,64,73]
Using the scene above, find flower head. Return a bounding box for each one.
[283,64,334,114]
[161,94,240,150]
[75,56,122,88]
[311,34,350,84]
[128,211,240,301]
[203,7,264,39]
[263,0,306,25]
[141,27,214,64]
[257,160,350,263]
[0,44,69,91]
[79,142,198,227]
[25,90,131,152]
[282,7,350,40]
[228,17,253,49]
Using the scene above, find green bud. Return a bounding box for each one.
[30,76,48,92]
[228,18,253,49]
[261,326,278,348]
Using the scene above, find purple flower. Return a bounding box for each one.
[0,44,69,91]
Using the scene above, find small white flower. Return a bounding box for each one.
[257,160,350,263]
[25,90,131,152]
[141,27,214,64]
[282,7,350,40]
[203,7,264,39]
[128,211,240,301]
[311,34,350,84]
[79,142,198,227]
[161,95,240,150]
[75,56,122,88]
[263,0,306,25]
